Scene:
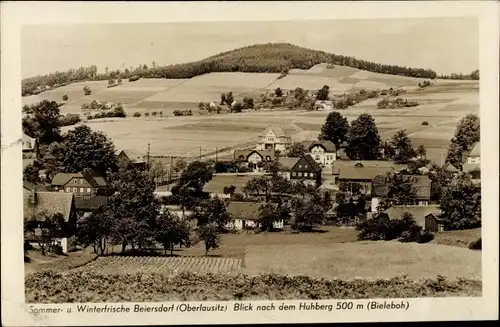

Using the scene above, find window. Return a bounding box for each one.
[315,155,321,160]
[66,187,70,192]
[305,165,308,168]
[299,165,302,168]
[87,188,91,193]
[73,179,77,184]
[73,188,77,192]
[298,172,302,177]
[292,172,296,176]
[80,179,84,184]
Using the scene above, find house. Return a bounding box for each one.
[226,201,283,230]
[202,174,260,198]
[331,160,407,184]
[234,149,275,171]
[23,183,78,253]
[300,140,336,166]
[117,149,147,169]
[371,174,432,212]
[51,170,108,196]
[315,100,333,110]
[337,166,395,196]
[381,205,444,232]
[463,142,481,182]
[256,126,292,152]
[279,155,322,187]
[336,141,349,160]
[22,133,38,160]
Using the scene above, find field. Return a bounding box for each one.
[31,64,478,164]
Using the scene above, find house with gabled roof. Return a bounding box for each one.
[256,126,292,152]
[462,141,480,183]
[226,201,283,231]
[370,174,432,212]
[300,140,336,167]
[279,154,322,187]
[23,183,78,253]
[117,149,147,170]
[234,149,275,171]
[22,133,39,160]
[51,169,108,196]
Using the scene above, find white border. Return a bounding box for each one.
[1,1,498,325]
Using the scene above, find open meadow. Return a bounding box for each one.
[33,63,478,164]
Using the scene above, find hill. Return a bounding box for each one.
[22,43,478,96]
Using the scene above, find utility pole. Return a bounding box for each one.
[147,143,151,170]
[199,146,202,160]
[215,146,218,163]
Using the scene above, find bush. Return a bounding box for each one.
[133,112,142,117]
[83,86,91,96]
[59,114,81,127]
[422,121,429,126]
[129,75,140,82]
[144,112,150,117]
[377,98,389,109]
[62,94,69,101]
[271,98,283,106]
[469,237,481,250]
[357,213,432,243]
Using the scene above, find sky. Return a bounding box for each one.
[21,17,478,79]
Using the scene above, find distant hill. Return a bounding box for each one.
[22,43,479,96]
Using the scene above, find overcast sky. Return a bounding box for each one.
[22,17,478,78]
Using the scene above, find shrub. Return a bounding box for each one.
[469,237,481,250]
[357,213,432,243]
[377,98,389,109]
[133,112,142,117]
[62,94,69,101]
[422,121,429,126]
[145,112,150,117]
[152,111,157,117]
[83,86,91,96]
[271,98,283,106]
[129,75,140,82]
[59,114,81,127]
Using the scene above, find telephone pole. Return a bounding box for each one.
[147,143,151,170]
[215,146,218,163]
[199,146,202,160]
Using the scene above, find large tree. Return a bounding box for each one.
[389,129,417,163]
[376,172,418,211]
[286,142,306,158]
[197,223,221,256]
[440,174,481,230]
[42,125,117,176]
[316,85,330,101]
[446,114,480,168]
[106,168,160,252]
[346,113,381,160]
[191,197,231,230]
[155,208,192,255]
[76,206,113,255]
[318,112,349,148]
[290,196,326,232]
[178,160,213,193]
[258,203,281,232]
[24,212,65,256]
[22,100,62,144]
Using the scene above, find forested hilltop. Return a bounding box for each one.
[22,43,479,96]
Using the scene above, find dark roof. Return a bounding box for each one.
[263,126,287,138]
[227,201,277,221]
[301,140,336,153]
[383,205,442,228]
[278,157,300,170]
[23,182,51,192]
[371,174,431,199]
[24,192,74,222]
[74,196,108,210]
[51,170,107,188]
[296,154,322,173]
[338,166,394,181]
[332,160,407,175]
[120,149,146,164]
[233,149,275,161]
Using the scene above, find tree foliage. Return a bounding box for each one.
[290,195,326,232]
[346,114,381,160]
[22,100,62,144]
[389,129,417,163]
[155,208,191,255]
[439,174,481,230]
[258,203,282,232]
[24,212,65,256]
[197,223,221,256]
[319,111,349,148]
[446,114,480,168]
[376,173,418,212]
[316,85,330,101]
[286,142,306,158]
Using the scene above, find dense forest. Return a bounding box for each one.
[22,43,479,96]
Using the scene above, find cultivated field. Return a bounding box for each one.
[28,64,479,164]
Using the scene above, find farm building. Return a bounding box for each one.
[331,160,407,177]
[256,126,292,152]
[226,201,283,231]
[202,174,260,198]
[300,140,336,167]
[380,205,444,233]
[462,141,481,183]
[233,149,275,171]
[117,149,147,170]
[23,183,78,253]
[315,100,333,110]
[337,166,395,196]
[51,170,108,196]
[371,174,432,212]
[279,155,322,187]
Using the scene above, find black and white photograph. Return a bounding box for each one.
[1,1,498,325]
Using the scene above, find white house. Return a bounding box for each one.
[315,100,333,110]
[226,201,284,231]
[462,141,480,183]
[234,149,275,171]
[300,140,336,166]
[256,126,292,153]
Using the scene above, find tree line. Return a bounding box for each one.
[23,43,479,97]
